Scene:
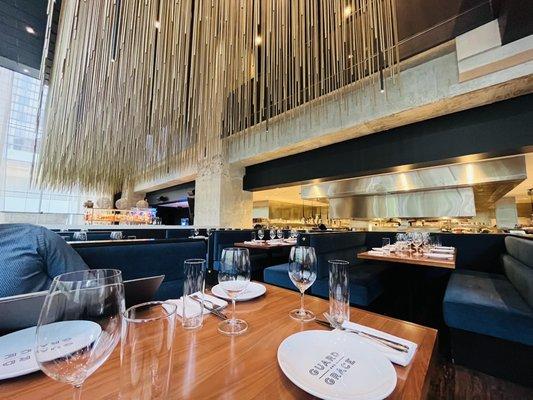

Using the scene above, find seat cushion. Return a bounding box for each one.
[443,270,533,346]
[311,263,390,306]
[263,263,295,291]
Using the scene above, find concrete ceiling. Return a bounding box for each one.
[0,0,47,78]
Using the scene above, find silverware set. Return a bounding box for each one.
[316,312,409,353]
[190,294,228,320]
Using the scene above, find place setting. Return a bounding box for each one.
[276,248,418,400]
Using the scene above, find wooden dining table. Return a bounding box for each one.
[358,250,456,269]
[234,240,297,249]
[0,284,437,400]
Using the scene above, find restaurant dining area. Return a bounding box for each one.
[1,0,533,399]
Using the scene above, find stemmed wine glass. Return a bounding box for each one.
[412,232,423,256]
[35,269,125,400]
[269,228,276,240]
[276,229,283,239]
[217,248,251,335]
[257,229,265,240]
[288,246,317,322]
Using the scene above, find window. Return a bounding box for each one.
[0,66,98,219]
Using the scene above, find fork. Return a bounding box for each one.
[323,312,409,353]
[190,294,227,320]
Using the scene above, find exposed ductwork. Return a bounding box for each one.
[301,156,527,219]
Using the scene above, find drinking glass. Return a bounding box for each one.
[217,248,251,335]
[251,231,256,241]
[382,238,391,255]
[412,232,423,256]
[110,231,123,240]
[193,228,200,237]
[35,269,124,400]
[257,229,264,240]
[290,229,298,239]
[288,246,317,322]
[328,260,350,328]
[73,231,87,241]
[181,259,206,329]
[120,301,177,400]
[277,229,283,239]
[269,228,276,240]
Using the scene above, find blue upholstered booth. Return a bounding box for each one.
[263,232,392,307]
[73,239,207,300]
[166,229,193,239]
[209,230,269,278]
[443,235,533,385]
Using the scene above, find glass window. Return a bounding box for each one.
[0,66,99,219]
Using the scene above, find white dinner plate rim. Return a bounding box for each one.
[211,282,266,301]
[277,330,397,400]
[0,321,101,380]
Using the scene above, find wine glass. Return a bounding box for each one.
[276,229,283,239]
[269,228,276,240]
[290,229,297,239]
[288,246,317,322]
[217,248,251,335]
[257,229,264,240]
[412,232,423,256]
[73,231,87,241]
[35,269,124,400]
[193,228,200,237]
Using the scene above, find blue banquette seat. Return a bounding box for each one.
[74,239,207,300]
[443,235,533,385]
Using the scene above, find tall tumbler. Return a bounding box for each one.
[328,260,350,328]
[182,259,206,329]
[120,301,177,400]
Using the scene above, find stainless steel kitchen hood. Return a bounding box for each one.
[302,156,526,219]
[329,187,476,219]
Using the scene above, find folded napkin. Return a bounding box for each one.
[166,292,228,317]
[244,240,260,245]
[372,247,385,251]
[425,252,453,260]
[368,250,385,256]
[434,246,454,253]
[341,321,417,367]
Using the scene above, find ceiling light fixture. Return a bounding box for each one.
[254,35,262,46]
[23,68,29,73]
[25,26,36,34]
[154,20,161,30]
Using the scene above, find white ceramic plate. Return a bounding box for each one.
[211,282,266,301]
[277,330,397,400]
[0,320,101,380]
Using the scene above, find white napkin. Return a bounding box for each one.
[434,246,454,253]
[425,252,453,260]
[166,292,228,317]
[341,321,417,367]
[368,250,385,256]
[372,247,385,251]
[244,240,257,244]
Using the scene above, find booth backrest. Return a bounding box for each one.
[166,229,193,239]
[210,230,255,263]
[503,236,533,308]
[73,239,206,300]
[299,232,367,279]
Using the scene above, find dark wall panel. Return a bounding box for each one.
[243,94,533,190]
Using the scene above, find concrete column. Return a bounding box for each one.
[194,154,253,228]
